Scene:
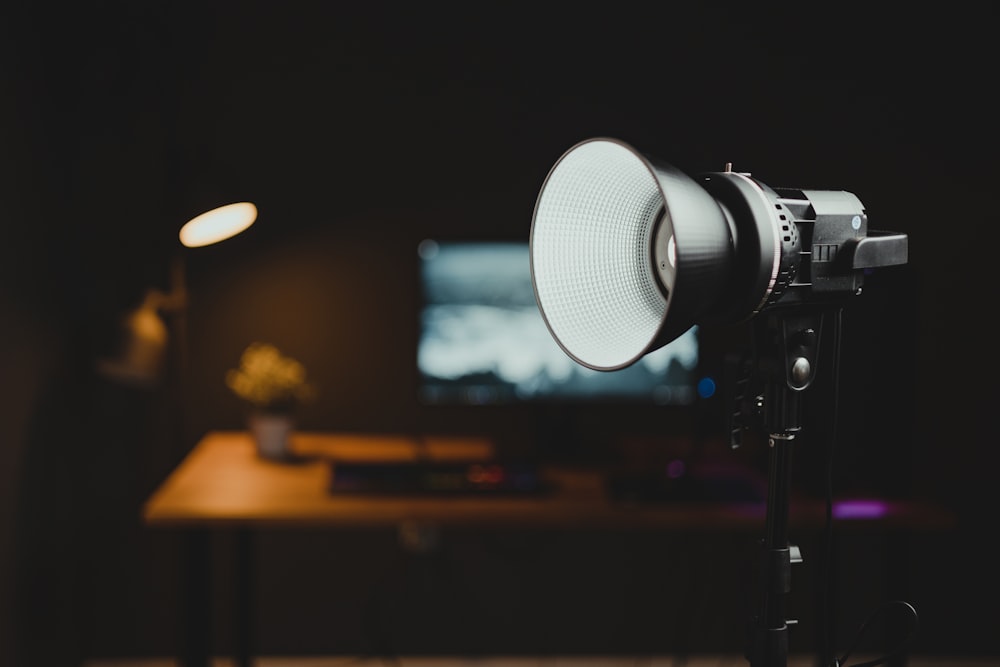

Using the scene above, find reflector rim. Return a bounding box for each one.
[529,137,671,371]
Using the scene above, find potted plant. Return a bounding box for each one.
[225,342,315,460]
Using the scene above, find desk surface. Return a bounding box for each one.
[142,431,955,531]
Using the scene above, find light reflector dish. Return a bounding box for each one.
[531,140,666,370]
[530,138,734,371]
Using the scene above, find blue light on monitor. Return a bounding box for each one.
[417,240,700,406]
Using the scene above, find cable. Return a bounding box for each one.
[821,308,920,667]
[837,600,920,667]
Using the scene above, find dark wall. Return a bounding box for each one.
[3,2,999,664]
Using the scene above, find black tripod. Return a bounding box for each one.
[733,306,831,667]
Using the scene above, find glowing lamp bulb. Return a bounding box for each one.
[179,202,257,248]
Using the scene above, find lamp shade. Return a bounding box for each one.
[178,201,258,248]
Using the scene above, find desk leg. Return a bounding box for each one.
[182,530,212,667]
[235,528,254,667]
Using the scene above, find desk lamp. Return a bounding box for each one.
[97,201,257,388]
[529,137,909,667]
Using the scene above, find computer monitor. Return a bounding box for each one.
[416,239,705,407]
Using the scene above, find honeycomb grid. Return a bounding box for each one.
[531,140,669,370]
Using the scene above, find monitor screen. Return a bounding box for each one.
[417,239,703,406]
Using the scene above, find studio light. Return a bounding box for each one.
[530,137,907,373]
[530,137,910,667]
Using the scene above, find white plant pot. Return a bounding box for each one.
[248,412,294,461]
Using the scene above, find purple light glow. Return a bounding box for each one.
[832,499,891,520]
[666,459,686,479]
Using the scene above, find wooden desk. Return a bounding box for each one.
[145,430,784,530]
[143,431,955,667]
